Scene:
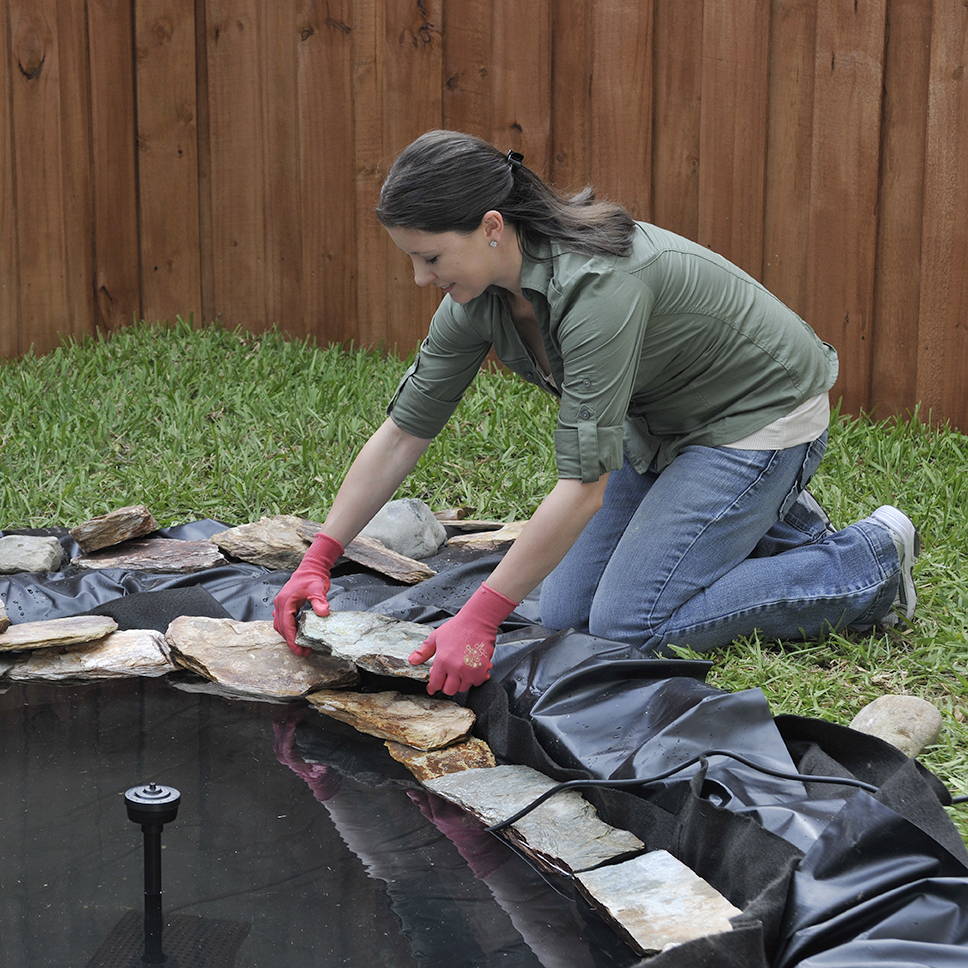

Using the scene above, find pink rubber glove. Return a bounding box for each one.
[273,533,343,657]
[409,582,517,696]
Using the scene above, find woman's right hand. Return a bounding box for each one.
[272,533,344,656]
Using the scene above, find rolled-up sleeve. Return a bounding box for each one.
[552,270,655,482]
[387,299,490,440]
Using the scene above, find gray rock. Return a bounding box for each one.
[359,499,447,559]
[167,676,291,704]
[7,630,173,681]
[849,694,943,757]
[210,514,321,570]
[0,596,8,633]
[0,615,118,653]
[165,617,358,700]
[385,737,496,782]
[575,850,741,954]
[0,656,14,678]
[72,538,226,573]
[0,535,64,573]
[297,610,432,681]
[69,504,158,552]
[306,688,475,750]
[424,765,644,875]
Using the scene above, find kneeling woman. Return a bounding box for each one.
[273,130,917,697]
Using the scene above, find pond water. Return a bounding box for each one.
[0,678,639,968]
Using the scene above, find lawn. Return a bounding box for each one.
[2,320,966,839]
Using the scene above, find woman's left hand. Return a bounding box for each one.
[408,582,517,695]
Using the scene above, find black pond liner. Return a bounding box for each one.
[1,522,967,967]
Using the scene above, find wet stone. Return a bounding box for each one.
[297,611,431,681]
[211,514,321,570]
[166,617,358,700]
[69,504,158,553]
[359,498,447,559]
[424,765,644,875]
[0,535,64,574]
[385,736,496,782]
[576,850,742,954]
[306,689,475,751]
[0,615,118,653]
[849,694,943,757]
[7,630,173,681]
[72,538,226,573]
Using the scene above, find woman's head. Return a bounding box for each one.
[377,130,635,261]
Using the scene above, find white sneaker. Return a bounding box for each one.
[867,506,920,624]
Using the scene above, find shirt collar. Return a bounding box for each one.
[518,236,556,295]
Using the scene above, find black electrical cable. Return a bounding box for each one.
[951,795,968,805]
[486,749,886,833]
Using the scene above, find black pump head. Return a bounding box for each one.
[124,782,181,826]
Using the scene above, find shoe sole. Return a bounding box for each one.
[869,505,920,619]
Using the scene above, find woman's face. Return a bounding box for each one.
[385,223,505,304]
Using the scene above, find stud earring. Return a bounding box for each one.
[489,240,499,248]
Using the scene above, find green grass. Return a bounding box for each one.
[2,320,966,838]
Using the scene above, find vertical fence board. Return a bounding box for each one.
[442,0,493,140]
[870,0,932,419]
[698,0,771,277]
[137,0,202,324]
[805,1,886,416]
[590,0,652,218]
[382,0,443,353]
[917,2,968,429]
[651,0,702,239]
[9,0,72,354]
[88,0,140,332]
[204,0,266,330]
[298,0,357,345]
[550,0,592,193]
[0,1,19,355]
[762,0,816,317]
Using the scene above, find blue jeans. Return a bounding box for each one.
[539,433,901,654]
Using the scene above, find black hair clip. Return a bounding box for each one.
[506,150,524,170]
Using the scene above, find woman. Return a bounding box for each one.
[273,130,918,697]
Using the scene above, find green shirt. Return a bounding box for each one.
[387,221,839,482]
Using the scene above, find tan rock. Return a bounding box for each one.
[72,538,226,573]
[425,765,644,875]
[849,694,943,757]
[343,535,436,583]
[385,737,496,781]
[447,521,527,548]
[306,689,475,751]
[576,850,741,954]
[0,615,118,653]
[211,514,320,570]
[165,617,357,700]
[69,504,158,553]
[8,630,173,681]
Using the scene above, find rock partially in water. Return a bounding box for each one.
[447,521,527,549]
[424,765,644,875]
[0,656,14,678]
[7,630,173,681]
[306,689,474,751]
[73,538,226,573]
[849,694,943,757]
[69,504,158,552]
[297,611,431,681]
[211,514,321,570]
[0,597,8,634]
[575,850,742,954]
[359,498,447,559]
[385,737,496,781]
[0,535,65,574]
[167,674,292,704]
[166,617,358,700]
[0,615,118,653]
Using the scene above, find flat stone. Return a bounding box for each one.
[576,850,742,954]
[424,765,644,874]
[849,694,943,757]
[343,535,436,584]
[0,656,14,678]
[306,689,474,751]
[0,596,8,634]
[69,504,158,552]
[297,611,431,681]
[165,617,358,700]
[167,676,290,704]
[72,538,226,573]
[447,521,527,548]
[0,615,118,653]
[385,737,496,781]
[210,514,321,570]
[7,630,173,681]
[0,535,64,573]
[359,498,447,559]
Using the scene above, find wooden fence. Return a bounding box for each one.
[1,0,966,429]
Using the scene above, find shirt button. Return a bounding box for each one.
[578,406,593,419]
[582,378,592,387]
